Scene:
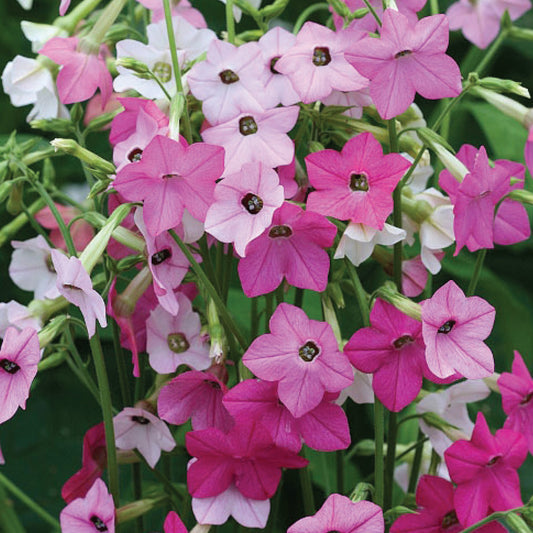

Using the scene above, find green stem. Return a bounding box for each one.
[222,244,233,303]
[0,198,46,248]
[336,449,344,494]
[374,399,385,508]
[89,332,120,506]
[293,3,330,34]
[0,483,26,533]
[345,259,370,327]
[0,472,60,531]
[168,230,247,350]
[384,411,398,510]
[111,319,132,408]
[467,249,487,296]
[294,287,304,308]
[395,436,429,462]
[389,119,403,293]
[264,293,274,332]
[199,236,220,292]
[299,465,315,515]
[162,0,193,143]
[251,297,259,340]
[474,26,510,76]
[429,0,439,15]
[407,429,425,493]
[362,0,381,26]
[225,0,236,44]
[459,508,525,533]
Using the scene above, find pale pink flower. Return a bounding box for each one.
[322,87,373,119]
[0,301,42,337]
[137,0,207,27]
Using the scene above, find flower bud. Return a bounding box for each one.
[38,315,68,348]
[328,0,352,18]
[505,513,532,533]
[169,93,186,142]
[261,0,290,20]
[116,57,151,76]
[116,495,167,524]
[6,182,24,215]
[50,138,116,175]
[350,482,373,502]
[30,118,76,136]
[376,281,422,321]
[470,86,530,126]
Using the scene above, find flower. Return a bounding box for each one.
[60,478,115,533]
[238,202,336,296]
[421,280,495,379]
[444,412,527,527]
[0,327,40,424]
[163,511,187,533]
[242,303,353,417]
[345,10,462,119]
[0,301,42,337]
[113,407,175,469]
[205,162,285,257]
[287,493,384,532]
[306,132,411,228]
[52,250,107,338]
[498,351,533,454]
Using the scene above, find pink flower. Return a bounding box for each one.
[322,87,373,119]
[40,37,112,105]
[345,10,462,119]
[201,106,299,175]
[60,478,115,533]
[444,412,527,527]
[158,370,234,431]
[113,407,175,468]
[138,0,207,27]
[306,132,411,229]
[238,202,336,296]
[52,250,107,338]
[186,418,308,499]
[164,511,187,533]
[205,162,285,257]
[275,22,368,104]
[421,280,495,379]
[287,493,384,533]
[188,40,267,125]
[242,303,353,417]
[59,0,71,16]
[345,299,450,412]
[223,379,350,452]
[498,351,533,454]
[439,144,529,254]
[114,135,224,237]
[0,327,40,424]
[526,127,533,177]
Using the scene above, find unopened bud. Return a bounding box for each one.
[116,496,166,524]
[350,482,373,502]
[477,77,530,98]
[261,0,290,19]
[328,0,351,18]
[31,118,76,136]
[376,281,422,321]
[38,315,68,348]
[6,182,24,215]
[50,138,116,175]
[309,140,325,153]
[0,182,13,203]
[169,93,185,141]
[470,86,530,126]
[116,57,151,75]
[38,350,68,371]
[505,513,532,533]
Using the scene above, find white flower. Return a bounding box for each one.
[21,21,67,53]
[337,369,374,405]
[0,301,42,338]
[217,0,262,22]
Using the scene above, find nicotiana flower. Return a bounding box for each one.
[444,412,527,527]
[242,303,353,417]
[0,301,42,337]
[498,351,533,454]
[238,202,337,296]
[345,10,462,119]
[163,511,187,533]
[306,132,411,228]
[0,327,40,424]
[60,478,115,533]
[146,295,210,374]
[288,493,384,533]
[138,0,207,27]
[158,369,233,431]
[205,162,285,257]
[421,280,495,379]
[417,379,490,456]
[52,250,107,338]
[322,87,373,119]
[20,20,68,54]
[337,369,374,406]
[113,407,175,469]
[9,235,60,300]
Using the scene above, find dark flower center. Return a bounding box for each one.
[487,455,502,466]
[63,283,82,291]
[438,320,456,334]
[167,333,190,353]
[393,335,414,349]
[204,378,221,390]
[151,248,172,265]
[521,391,533,405]
[161,173,180,179]
[46,254,56,273]
[128,148,143,162]
[0,359,20,374]
[131,415,150,425]
[441,511,459,529]
[349,172,369,192]
[239,116,258,136]
[270,56,281,74]
[153,61,172,83]
[241,193,263,215]
[312,47,331,67]
[269,225,293,238]
[90,515,108,532]
[219,69,240,84]
[299,341,320,362]
[394,49,413,59]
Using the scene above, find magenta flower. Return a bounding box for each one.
[242,303,353,417]
[345,299,451,412]
[345,10,462,119]
[186,418,307,499]
[158,370,234,431]
[526,127,533,177]
[205,162,285,257]
[201,106,299,176]
[223,379,350,452]
[52,250,107,338]
[421,280,495,379]
[0,327,40,424]
[439,144,529,254]
[498,351,533,454]
[306,132,411,229]
[444,412,527,527]
[237,202,336,296]
[164,511,187,533]
[60,478,115,533]
[113,407,175,468]
[287,493,384,533]
[59,0,71,16]
[275,22,368,104]
[40,37,112,105]
[114,135,224,236]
